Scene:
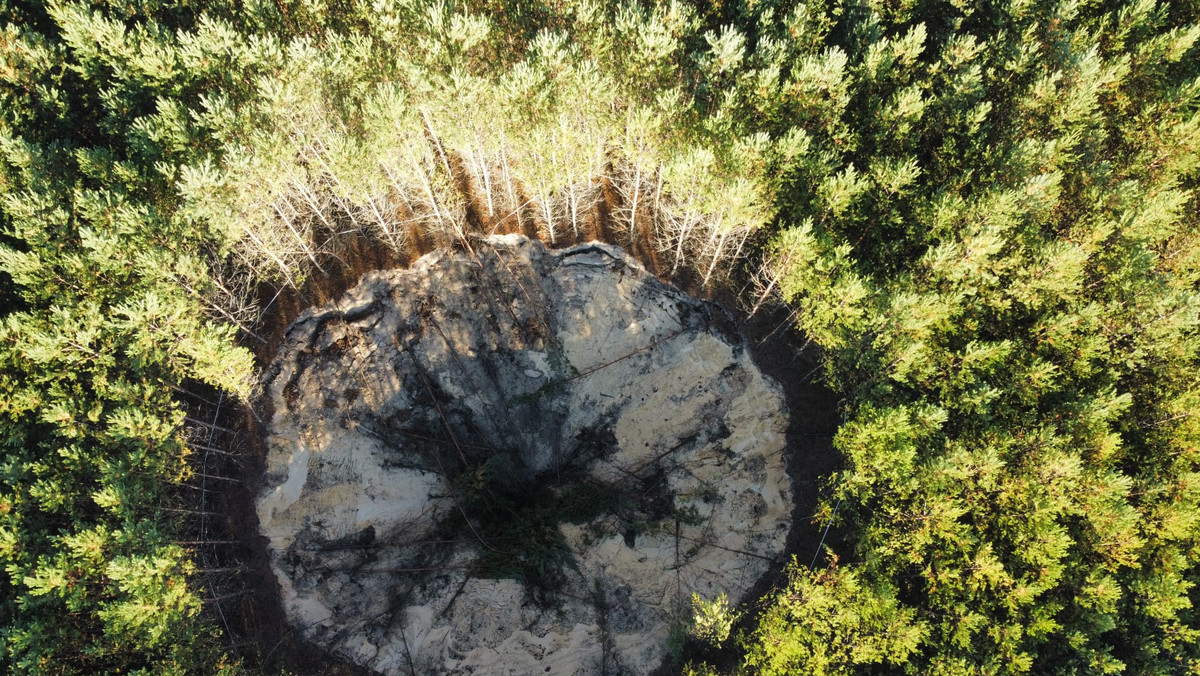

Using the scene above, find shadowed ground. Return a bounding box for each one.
[255,236,793,674]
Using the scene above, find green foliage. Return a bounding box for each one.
[0,0,263,671]
[2,0,1199,672]
[690,591,740,646]
[734,0,1200,672]
[745,563,925,675]
[165,0,787,288]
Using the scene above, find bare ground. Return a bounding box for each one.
[180,158,844,674]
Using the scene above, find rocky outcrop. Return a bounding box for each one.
[256,235,792,674]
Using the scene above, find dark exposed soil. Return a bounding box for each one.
[656,301,846,674]
[172,381,370,676]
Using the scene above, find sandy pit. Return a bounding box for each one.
[256,235,792,674]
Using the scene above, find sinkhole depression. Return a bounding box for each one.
[255,235,793,675]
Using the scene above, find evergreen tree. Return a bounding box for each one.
[3,0,1200,672]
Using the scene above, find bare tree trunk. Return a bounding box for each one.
[170,274,267,344]
[671,206,698,275]
[238,224,299,289]
[702,222,732,286]
[628,164,641,243]
[499,129,524,233]
[541,189,556,243]
[272,200,327,275]
[475,136,495,219]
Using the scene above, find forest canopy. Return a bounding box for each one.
[1,0,1198,674]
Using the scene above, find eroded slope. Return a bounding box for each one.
[257,236,792,674]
